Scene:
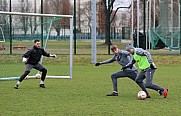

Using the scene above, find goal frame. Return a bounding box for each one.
[0,11,73,79]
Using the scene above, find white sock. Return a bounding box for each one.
[16,81,21,85]
[40,80,44,85]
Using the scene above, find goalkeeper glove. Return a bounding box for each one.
[95,63,101,66]
[22,57,27,63]
[50,54,57,58]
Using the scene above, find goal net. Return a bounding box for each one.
[0,11,73,80]
[0,26,5,42]
[150,0,180,50]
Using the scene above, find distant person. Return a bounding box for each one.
[95,45,149,97]
[123,44,168,98]
[14,39,57,89]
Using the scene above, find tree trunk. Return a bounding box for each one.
[104,23,110,44]
[101,0,112,45]
[55,28,60,36]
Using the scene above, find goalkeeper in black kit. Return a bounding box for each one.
[14,40,57,89]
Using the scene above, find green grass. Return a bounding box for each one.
[1,40,180,55]
[0,55,181,115]
[1,40,124,55]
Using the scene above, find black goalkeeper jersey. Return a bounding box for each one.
[22,46,50,65]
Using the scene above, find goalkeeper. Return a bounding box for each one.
[124,44,168,98]
[14,40,57,89]
[95,45,149,96]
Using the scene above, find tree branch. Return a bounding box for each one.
[110,4,131,23]
[110,0,115,15]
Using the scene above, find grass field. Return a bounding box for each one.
[1,40,180,55]
[0,53,181,116]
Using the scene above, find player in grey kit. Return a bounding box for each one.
[95,45,149,96]
[14,40,57,89]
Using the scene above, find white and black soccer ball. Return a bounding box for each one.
[137,91,147,100]
[35,73,41,79]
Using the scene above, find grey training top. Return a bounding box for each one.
[100,50,137,71]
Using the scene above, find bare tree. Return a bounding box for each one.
[98,0,113,44]
[132,1,138,28]
[79,1,92,33]
[131,0,159,29]
[98,0,126,44]
[44,0,71,36]
[150,0,178,27]
[155,0,179,27]
[121,13,129,27]
[13,0,33,36]
[0,0,8,37]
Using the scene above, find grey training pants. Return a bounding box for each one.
[135,68,164,92]
[111,70,138,92]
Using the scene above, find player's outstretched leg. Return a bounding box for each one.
[39,68,47,88]
[14,71,30,89]
[145,69,168,98]
[106,73,120,96]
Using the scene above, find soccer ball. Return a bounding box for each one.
[35,73,41,79]
[137,91,147,100]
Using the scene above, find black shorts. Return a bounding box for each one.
[25,63,44,71]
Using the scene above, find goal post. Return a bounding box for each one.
[0,11,73,80]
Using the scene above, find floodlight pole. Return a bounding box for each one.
[148,0,151,50]
[143,0,146,49]
[108,0,111,55]
[91,0,97,63]
[131,0,134,45]
[74,0,77,55]
[137,0,140,48]
[41,0,43,47]
[180,0,181,54]
[9,0,12,54]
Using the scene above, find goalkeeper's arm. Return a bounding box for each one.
[41,48,57,58]
[22,49,33,63]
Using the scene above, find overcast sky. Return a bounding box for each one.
[113,0,131,10]
[72,0,131,10]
